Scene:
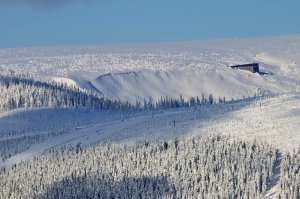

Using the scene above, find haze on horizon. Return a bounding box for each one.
[0,0,300,48]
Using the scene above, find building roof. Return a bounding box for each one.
[230,63,259,68]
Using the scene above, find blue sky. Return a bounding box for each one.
[0,0,299,48]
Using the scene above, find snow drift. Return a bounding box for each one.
[86,69,286,103]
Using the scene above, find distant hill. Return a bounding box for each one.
[0,34,299,102]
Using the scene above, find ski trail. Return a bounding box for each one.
[0,113,169,170]
[265,151,282,199]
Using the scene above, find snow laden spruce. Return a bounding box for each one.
[0,130,67,162]
[0,74,228,166]
[279,148,300,198]
[0,74,224,113]
[0,74,129,112]
[0,135,283,199]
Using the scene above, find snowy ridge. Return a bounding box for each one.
[1,34,299,103]
[88,68,283,103]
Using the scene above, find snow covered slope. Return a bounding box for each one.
[1,93,299,170]
[88,68,284,103]
[0,35,299,103]
[51,77,79,88]
[0,35,299,199]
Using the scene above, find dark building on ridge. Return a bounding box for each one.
[230,63,259,73]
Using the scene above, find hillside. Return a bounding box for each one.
[0,74,128,113]
[1,35,299,103]
[0,35,299,198]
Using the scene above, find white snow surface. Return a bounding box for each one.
[0,35,300,198]
[1,93,298,199]
[1,93,299,169]
[1,34,299,102]
[89,69,284,103]
[51,77,79,88]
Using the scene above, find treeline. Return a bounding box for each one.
[140,94,225,110]
[279,148,300,199]
[0,74,128,112]
[0,74,225,113]
[0,135,277,199]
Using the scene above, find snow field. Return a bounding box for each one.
[1,35,299,103]
[0,34,300,198]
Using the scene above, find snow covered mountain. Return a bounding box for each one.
[1,34,299,103]
[0,35,299,199]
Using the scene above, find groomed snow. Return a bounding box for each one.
[1,93,299,170]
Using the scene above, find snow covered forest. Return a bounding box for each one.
[279,149,300,199]
[0,134,287,199]
[0,35,299,198]
[0,74,128,112]
[0,130,66,161]
[0,92,298,199]
[0,74,222,113]
[0,73,224,166]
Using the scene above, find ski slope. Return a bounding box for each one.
[1,93,299,170]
